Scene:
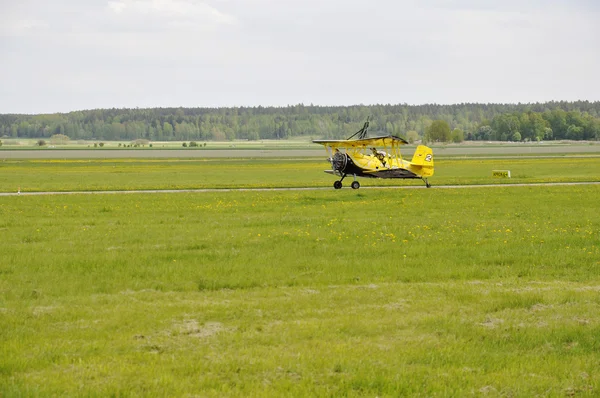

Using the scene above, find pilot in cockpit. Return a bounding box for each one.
[371,147,387,166]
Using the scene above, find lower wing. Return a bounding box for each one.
[364,168,418,179]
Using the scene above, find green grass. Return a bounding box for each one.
[2,156,600,192]
[1,186,600,396]
[0,158,328,192]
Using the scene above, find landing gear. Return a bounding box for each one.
[333,174,360,190]
[423,178,431,188]
[334,173,347,190]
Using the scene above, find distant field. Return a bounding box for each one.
[2,157,600,193]
[1,186,599,396]
[0,138,315,148]
[0,139,315,154]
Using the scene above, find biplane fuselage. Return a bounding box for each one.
[313,135,434,189]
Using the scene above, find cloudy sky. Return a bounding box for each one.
[1,0,599,114]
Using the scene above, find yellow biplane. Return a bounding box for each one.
[313,120,434,189]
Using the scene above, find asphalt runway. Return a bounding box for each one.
[2,144,600,159]
[2,181,599,197]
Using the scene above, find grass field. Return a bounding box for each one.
[2,156,600,193]
[2,182,600,396]
[1,152,600,395]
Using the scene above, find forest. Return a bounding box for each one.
[1,101,599,142]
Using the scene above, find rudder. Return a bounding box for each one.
[411,145,434,167]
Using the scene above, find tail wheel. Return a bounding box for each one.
[351,181,360,190]
[333,181,343,189]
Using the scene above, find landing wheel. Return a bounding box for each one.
[333,181,343,189]
[351,181,360,190]
[426,182,431,188]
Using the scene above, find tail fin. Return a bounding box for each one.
[411,145,434,167]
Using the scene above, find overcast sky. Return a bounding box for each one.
[1,0,599,114]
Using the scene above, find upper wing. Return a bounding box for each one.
[313,135,408,148]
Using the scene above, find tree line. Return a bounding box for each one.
[1,101,599,142]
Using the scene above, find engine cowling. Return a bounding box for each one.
[330,151,347,172]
